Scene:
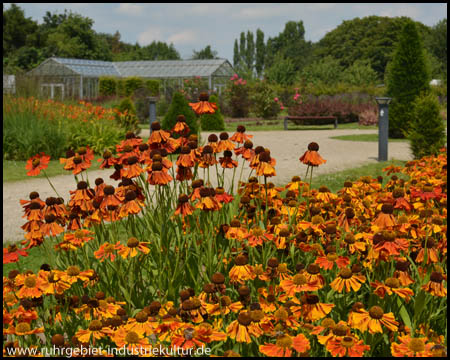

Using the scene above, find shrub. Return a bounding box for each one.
[99,77,117,96]
[132,87,153,123]
[116,79,126,97]
[157,97,170,117]
[225,74,250,118]
[114,97,140,133]
[249,80,280,119]
[124,77,144,97]
[162,92,198,136]
[385,19,431,138]
[358,108,379,126]
[200,95,225,131]
[288,94,377,124]
[145,79,160,96]
[408,93,446,159]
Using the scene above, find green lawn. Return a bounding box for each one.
[330,134,408,142]
[224,120,377,132]
[3,159,103,183]
[3,158,407,274]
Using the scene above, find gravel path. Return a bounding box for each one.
[3,129,413,244]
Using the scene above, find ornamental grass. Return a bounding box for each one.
[3,119,447,357]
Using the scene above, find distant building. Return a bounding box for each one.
[3,75,16,94]
[27,57,234,99]
[430,79,442,86]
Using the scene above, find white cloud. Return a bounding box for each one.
[380,5,421,19]
[137,26,164,46]
[168,30,197,45]
[115,3,145,16]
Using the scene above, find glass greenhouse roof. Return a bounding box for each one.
[28,57,234,79]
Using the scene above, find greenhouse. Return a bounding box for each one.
[26,57,235,99]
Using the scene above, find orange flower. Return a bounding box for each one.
[124,311,158,337]
[230,125,253,144]
[391,335,435,357]
[189,92,218,115]
[111,328,151,353]
[15,273,45,299]
[255,151,276,177]
[326,335,370,357]
[174,194,195,217]
[259,333,311,357]
[350,305,398,334]
[117,237,150,259]
[147,162,173,185]
[148,121,171,144]
[217,132,236,152]
[25,152,50,176]
[421,271,447,297]
[219,150,238,169]
[226,311,262,343]
[94,242,121,262]
[5,322,44,336]
[315,253,350,271]
[229,255,256,284]
[301,294,335,321]
[172,115,190,136]
[373,203,397,228]
[299,142,326,166]
[118,190,144,218]
[69,181,95,212]
[329,268,366,293]
[98,150,116,169]
[75,320,107,344]
[280,273,321,296]
[245,227,274,247]
[3,245,28,264]
[371,278,414,302]
[195,188,221,212]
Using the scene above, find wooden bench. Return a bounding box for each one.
[284,116,338,130]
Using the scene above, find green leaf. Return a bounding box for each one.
[397,297,412,330]
[119,284,132,304]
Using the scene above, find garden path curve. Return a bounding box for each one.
[3,129,413,243]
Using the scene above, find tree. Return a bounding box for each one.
[313,16,431,79]
[233,39,240,68]
[239,32,246,67]
[162,92,199,136]
[191,45,218,59]
[408,92,446,159]
[265,20,312,74]
[341,59,378,86]
[137,41,180,60]
[44,11,112,61]
[426,18,447,77]
[386,19,431,138]
[300,56,343,85]
[3,4,39,54]
[246,31,255,74]
[265,55,297,86]
[255,29,265,78]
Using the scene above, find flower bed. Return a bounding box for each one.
[3,115,447,357]
[3,97,130,160]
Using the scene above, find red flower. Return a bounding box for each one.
[3,245,28,264]
[26,153,50,176]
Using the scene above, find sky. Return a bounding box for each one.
[6,3,447,60]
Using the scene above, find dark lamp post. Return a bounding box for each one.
[147,97,158,132]
[375,97,392,161]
